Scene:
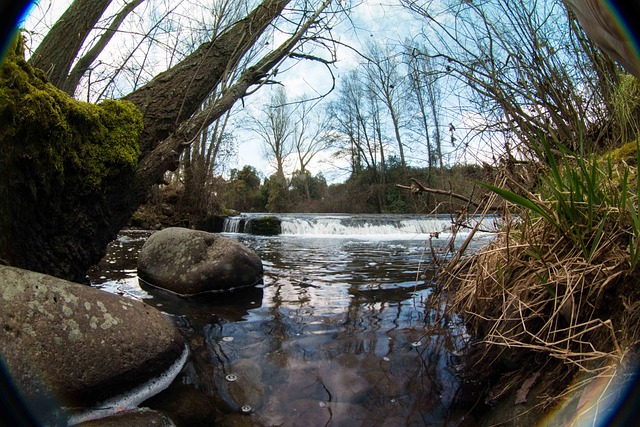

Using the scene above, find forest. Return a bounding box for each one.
[3,0,640,425]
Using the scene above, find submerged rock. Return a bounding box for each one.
[74,408,176,427]
[216,358,265,413]
[144,382,218,426]
[137,227,263,295]
[0,265,186,421]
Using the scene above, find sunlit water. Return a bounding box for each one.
[87,214,497,426]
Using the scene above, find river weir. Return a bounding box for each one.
[88,214,498,425]
[223,212,493,239]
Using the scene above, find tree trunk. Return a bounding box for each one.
[28,0,112,88]
[3,0,344,282]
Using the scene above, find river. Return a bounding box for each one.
[87,213,497,426]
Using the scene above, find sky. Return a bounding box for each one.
[232,1,425,183]
[20,0,459,184]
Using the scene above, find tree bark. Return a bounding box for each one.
[28,0,112,88]
[4,0,346,282]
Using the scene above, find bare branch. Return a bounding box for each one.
[63,0,144,95]
[397,178,481,208]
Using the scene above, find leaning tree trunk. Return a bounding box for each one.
[2,0,334,282]
[123,0,291,155]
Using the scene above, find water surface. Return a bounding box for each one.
[88,214,496,425]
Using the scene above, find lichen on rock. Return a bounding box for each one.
[0,265,187,422]
[137,227,264,295]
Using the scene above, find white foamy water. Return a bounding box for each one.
[222,213,498,240]
[67,344,189,425]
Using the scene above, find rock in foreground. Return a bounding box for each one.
[0,265,186,420]
[75,408,176,427]
[137,227,263,295]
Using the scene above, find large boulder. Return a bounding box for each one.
[0,265,187,422]
[137,227,263,295]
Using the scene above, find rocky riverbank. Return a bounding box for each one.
[0,227,264,425]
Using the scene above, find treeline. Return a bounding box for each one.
[135,159,492,228]
[160,0,637,231]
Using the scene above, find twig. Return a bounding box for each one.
[397,178,481,207]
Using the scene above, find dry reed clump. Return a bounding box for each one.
[444,216,629,372]
[438,145,640,409]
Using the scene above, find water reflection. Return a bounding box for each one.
[88,228,488,425]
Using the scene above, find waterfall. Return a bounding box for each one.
[221,213,480,237]
[279,215,454,236]
[222,216,245,233]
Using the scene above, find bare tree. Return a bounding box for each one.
[403,42,443,178]
[178,107,236,216]
[251,86,295,180]
[401,0,618,159]
[328,71,363,176]
[291,99,333,200]
[334,71,382,175]
[329,69,387,211]
[363,42,408,174]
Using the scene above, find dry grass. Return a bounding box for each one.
[443,216,629,371]
[435,150,640,413]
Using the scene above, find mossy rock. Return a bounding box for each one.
[194,214,226,232]
[244,216,281,236]
[0,34,143,196]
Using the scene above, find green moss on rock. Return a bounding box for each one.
[245,216,282,236]
[0,34,143,195]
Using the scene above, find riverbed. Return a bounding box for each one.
[87,214,497,426]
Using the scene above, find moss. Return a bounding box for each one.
[0,33,143,196]
[245,216,281,236]
[606,140,638,164]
